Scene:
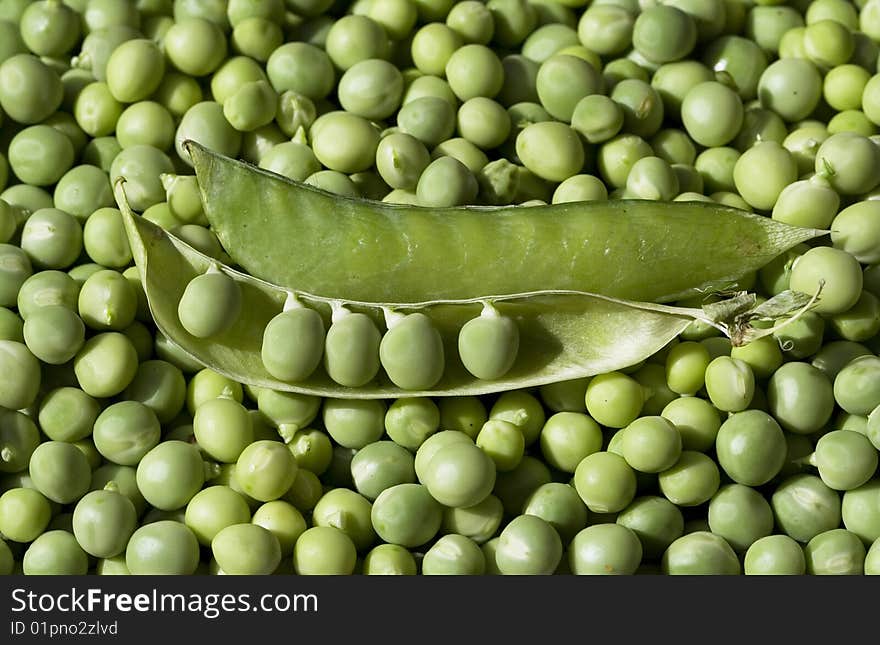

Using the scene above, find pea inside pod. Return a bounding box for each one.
[185,141,823,305]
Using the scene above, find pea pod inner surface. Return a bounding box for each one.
[186,141,824,305]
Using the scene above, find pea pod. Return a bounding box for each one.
[115,180,812,399]
[185,141,823,304]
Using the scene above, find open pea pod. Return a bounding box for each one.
[117,180,806,399]
[186,140,825,305]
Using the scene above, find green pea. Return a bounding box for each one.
[842,481,880,544]
[437,396,487,439]
[371,483,442,548]
[422,534,485,575]
[743,535,806,575]
[0,487,51,542]
[181,485,251,548]
[136,440,205,511]
[286,429,333,476]
[126,521,200,575]
[28,440,91,505]
[233,439,296,503]
[186,368,243,415]
[23,530,88,575]
[122,360,186,425]
[658,450,721,507]
[538,411,603,473]
[815,132,880,195]
[574,451,637,513]
[416,156,478,207]
[72,489,137,558]
[77,268,138,332]
[812,430,878,492]
[805,529,866,575]
[765,361,834,435]
[8,125,75,187]
[250,500,306,557]
[37,387,92,441]
[620,416,682,474]
[175,101,243,167]
[380,312,445,390]
[0,409,40,473]
[293,526,357,575]
[834,356,880,415]
[177,269,242,339]
[495,514,562,575]
[351,440,416,501]
[585,371,645,428]
[81,207,131,268]
[193,396,253,463]
[93,401,161,466]
[660,396,721,453]
[324,311,381,388]
[522,482,588,545]
[0,54,63,124]
[515,120,585,182]
[105,39,164,103]
[323,398,385,450]
[73,331,139,398]
[772,474,842,543]
[475,419,524,472]
[441,494,504,545]
[707,484,774,553]
[421,440,496,508]
[363,543,417,575]
[616,496,684,560]
[568,523,642,575]
[212,523,281,575]
[458,306,519,380]
[0,245,32,308]
[222,80,277,133]
[413,431,471,484]
[662,532,740,575]
[162,17,227,78]
[704,355,755,412]
[664,340,710,394]
[715,410,786,486]
[230,15,282,61]
[22,304,85,365]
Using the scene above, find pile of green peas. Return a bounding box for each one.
[1,0,880,575]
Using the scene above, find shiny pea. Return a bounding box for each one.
[371,483,443,548]
[324,311,381,387]
[457,306,519,380]
[495,514,562,575]
[212,523,281,575]
[125,521,200,575]
[261,305,325,382]
[177,269,242,339]
[23,530,88,575]
[28,440,91,505]
[72,489,138,558]
[93,401,161,466]
[380,312,445,390]
[662,531,740,575]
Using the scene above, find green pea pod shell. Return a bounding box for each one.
[116,179,783,399]
[186,140,824,304]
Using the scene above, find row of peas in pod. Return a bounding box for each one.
[0,0,879,576]
[179,268,521,389]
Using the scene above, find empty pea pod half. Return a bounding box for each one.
[185,141,823,305]
[115,178,823,399]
